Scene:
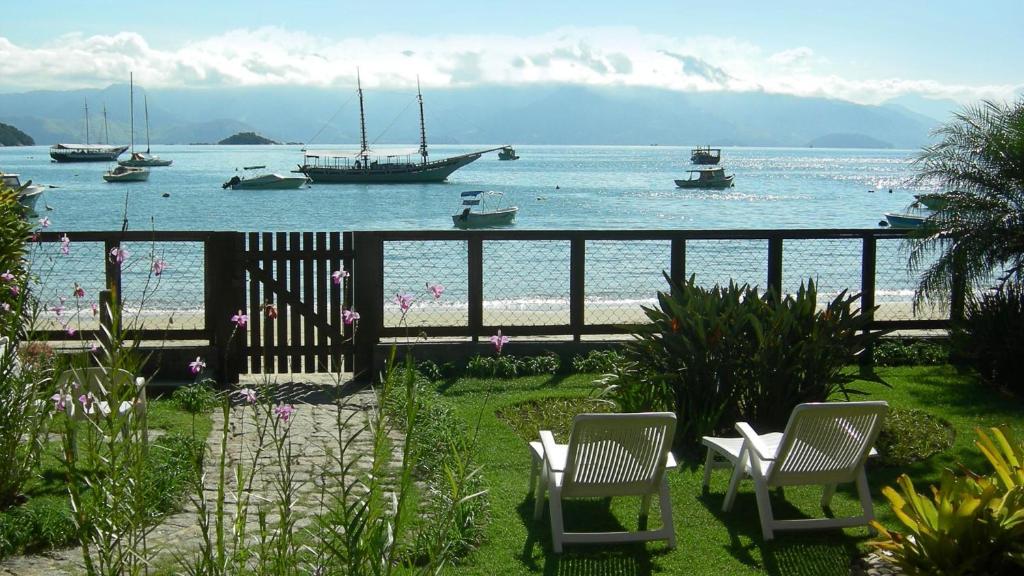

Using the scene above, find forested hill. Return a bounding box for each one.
[0,122,34,146]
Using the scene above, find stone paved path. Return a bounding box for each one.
[1,378,389,576]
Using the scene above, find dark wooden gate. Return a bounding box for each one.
[241,232,354,374]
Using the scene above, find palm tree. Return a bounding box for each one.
[908,99,1024,305]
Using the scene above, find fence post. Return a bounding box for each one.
[569,237,585,342]
[860,234,877,366]
[98,289,113,352]
[950,267,966,323]
[103,239,122,328]
[352,232,383,382]
[468,236,483,342]
[205,232,244,384]
[767,237,784,296]
[670,238,686,293]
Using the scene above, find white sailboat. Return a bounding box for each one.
[104,74,150,182]
[119,94,172,167]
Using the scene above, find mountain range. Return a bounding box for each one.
[0,84,946,148]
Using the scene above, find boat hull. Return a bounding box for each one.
[299,153,481,184]
[884,213,927,229]
[914,194,947,210]
[50,145,129,163]
[119,158,173,167]
[228,176,309,190]
[674,175,734,189]
[452,207,518,228]
[103,168,150,182]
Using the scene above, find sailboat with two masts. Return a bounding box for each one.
[49,98,128,163]
[296,74,505,184]
[104,74,149,182]
[119,93,172,167]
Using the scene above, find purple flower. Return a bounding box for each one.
[152,258,168,276]
[274,404,296,421]
[51,303,65,316]
[38,217,51,229]
[490,329,510,354]
[51,392,70,412]
[332,268,349,285]
[109,247,129,265]
[60,234,71,255]
[189,356,206,375]
[90,343,99,353]
[0,303,9,313]
[9,285,18,296]
[79,393,94,411]
[428,283,445,300]
[231,310,249,328]
[394,292,414,312]
[237,387,258,404]
[91,303,99,316]
[0,271,13,282]
[73,284,85,298]
[65,325,76,336]
[342,309,360,325]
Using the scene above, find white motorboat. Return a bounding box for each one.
[223,167,309,190]
[103,165,150,182]
[2,172,46,213]
[674,167,735,189]
[452,190,518,228]
[884,213,928,229]
[913,193,948,210]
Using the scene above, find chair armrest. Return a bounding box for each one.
[735,422,775,460]
[135,377,145,388]
[539,430,564,472]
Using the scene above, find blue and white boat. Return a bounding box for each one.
[884,213,928,229]
[452,191,518,228]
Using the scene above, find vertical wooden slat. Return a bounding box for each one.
[767,237,784,296]
[262,232,275,373]
[289,232,302,373]
[275,232,288,371]
[343,231,354,372]
[860,234,877,366]
[569,238,585,342]
[315,232,329,371]
[302,232,315,372]
[329,232,342,373]
[247,232,262,374]
[670,238,686,284]
[103,239,123,312]
[352,232,383,381]
[468,237,483,342]
[208,232,246,382]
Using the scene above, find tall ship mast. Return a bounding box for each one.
[50,94,128,163]
[297,74,505,184]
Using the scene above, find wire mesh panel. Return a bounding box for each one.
[382,240,468,329]
[585,240,670,325]
[119,241,206,334]
[29,238,107,335]
[483,240,570,327]
[685,239,769,291]
[782,238,863,301]
[875,237,947,321]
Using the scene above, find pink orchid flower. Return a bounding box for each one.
[0,271,13,282]
[90,343,99,353]
[237,388,258,404]
[428,283,445,300]
[91,303,99,316]
[38,217,51,228]
[152,258,168,276]
[51,392,70,412]
[73,284,85,298]
[231,310,249,328]
[490,329,510,354]
[274,404,296,421]
[189,356,206,375]
[9,285,18,296]
[342,309,360,324]
[109,247,129,265]
[65,325,77,336]
[332,268,349,285]
[60,234,71,255]
[51,303,65,316]
[394,292,414,312]
[0,303,10,313]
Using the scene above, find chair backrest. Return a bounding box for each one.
[767,401,888,486]
[561,412,676,498]
[56,367,147,419]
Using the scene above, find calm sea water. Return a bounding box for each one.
[3,145,936,322]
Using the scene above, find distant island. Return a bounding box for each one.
[218,132,279,145]
[0,122,35,146]
[806,133,893,149]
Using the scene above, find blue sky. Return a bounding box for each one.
[2,0,1021,103]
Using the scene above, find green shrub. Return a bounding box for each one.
[875,408,956,466]
[608,275,880,446]
[872,427,1024,575]
[464,353,560,378]
[950,282,1024,390]
[873,338,951,366]
[416,359,457,381]
[571,349,624,373]
[0,496,76,558]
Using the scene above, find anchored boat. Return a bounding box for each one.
[223,166,309,190]
[498,146,520,161]
[103,74,150,182]
[690,146,721,165]
[50,98,127,162]
[883,213,928,229]
[1,172,46,214]
[452,191,518,228]
[674,167,735,189]
[119,94,172,167]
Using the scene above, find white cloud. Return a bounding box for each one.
[0,27,1019,105]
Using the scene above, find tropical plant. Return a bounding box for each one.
[872,427,1024,575]
[949,281,1024,390]
[907,99,1024,305]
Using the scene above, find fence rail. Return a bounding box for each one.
[28,228,953,383]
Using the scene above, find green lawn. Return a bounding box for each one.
[439,365,1024,576]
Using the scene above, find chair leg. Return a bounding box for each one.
[856,468,876,535]
[659,477,676,549]
[528,451,539,497]
[821,484,837,508]
[549,486,565,554]
[722,447,747,512]
[701,447,715,491]
[533,465,547,521]
[754,480,775,541]
[639,494,651,530]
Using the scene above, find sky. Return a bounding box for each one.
[2,0,1022,105]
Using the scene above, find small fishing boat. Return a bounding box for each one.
[884,213,928,229]
[498,146,519,161]
[1,172,46,213]
[913,193,948,210]
[674,167,735,189]
[452,190,518,228]
[103,165,150,182]
[690,146,721,165]
[223,167,309,190]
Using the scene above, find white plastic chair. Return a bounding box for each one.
[529,412,677,553]
[56,367,149,450]
[701,401,888,540]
